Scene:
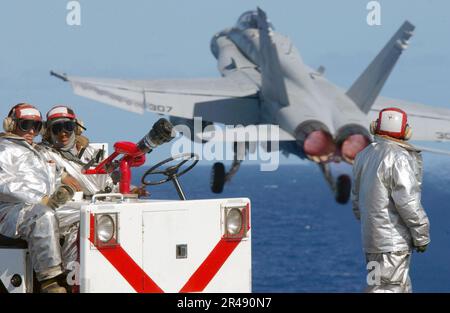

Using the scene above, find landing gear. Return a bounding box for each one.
[210,142,246,194]
[210,158,242,194]
[210,162,225,193]
[318,163,351,204]
[335,175,351,204]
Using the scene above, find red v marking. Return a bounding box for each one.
[89,214,163,293]
[88,204,250,293]
[179,238,242,292]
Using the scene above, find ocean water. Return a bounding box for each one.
[133,159,450,293]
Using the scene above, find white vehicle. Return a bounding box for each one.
[0,141,252,293]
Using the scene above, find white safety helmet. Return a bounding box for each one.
[47,105,76,121]
[3,103,42,133]
[370,107,412,140]
[44,105,85,136]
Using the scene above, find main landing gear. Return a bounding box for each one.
[318,163,351,204]
[210,142,246,194]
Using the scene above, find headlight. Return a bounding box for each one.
[222,204,250,240]
[226,208,243,235]
[96,214,115,243]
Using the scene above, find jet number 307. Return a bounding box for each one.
[436,132,450,140]
[148,103,172,113]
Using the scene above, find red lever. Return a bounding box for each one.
[83,141,146,194]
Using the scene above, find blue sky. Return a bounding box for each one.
[1,0,449,165]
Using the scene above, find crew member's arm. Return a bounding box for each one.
[61,170,83,192]
[391,155,430,248]
[351,160,361,221]
[0,152,47,204]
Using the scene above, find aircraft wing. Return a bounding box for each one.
[414,145,450,156]
[51,71,261,125]
[371,96,450,142]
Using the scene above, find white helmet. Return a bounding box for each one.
[370,107,412,140]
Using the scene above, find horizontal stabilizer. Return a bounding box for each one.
[51,71,261,125]
[372,96,450,142]
[415,145,450,156]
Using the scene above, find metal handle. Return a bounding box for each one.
[91,193,124,204]
[171,175,186,200]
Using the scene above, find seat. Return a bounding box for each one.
[0,234,27,249]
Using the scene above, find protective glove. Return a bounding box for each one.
[61,173,83,192]
[415,244,428,253]
[41,195,59,209]
[130,185,150,198]
[41,185,75,209]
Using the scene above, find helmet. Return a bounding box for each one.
[370,107,412,140]
[3,103,42,132]
[45,105,85,136]
[47,105,76,121]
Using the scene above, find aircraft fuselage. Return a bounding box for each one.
[211,22,371,163]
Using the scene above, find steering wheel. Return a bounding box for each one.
[141,153,199,200]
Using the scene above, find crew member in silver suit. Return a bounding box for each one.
[36,106,114,288]
[37,105,157,287]
[39,105,114,196]
[39,105,147,198]
[352,107,430,293]
[0,103,75,293]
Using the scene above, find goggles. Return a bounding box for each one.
[17,119,43,132]
[51,121,76,135]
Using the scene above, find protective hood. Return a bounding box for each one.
[48,118,76,152]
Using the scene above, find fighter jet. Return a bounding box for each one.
[51,8,450,204]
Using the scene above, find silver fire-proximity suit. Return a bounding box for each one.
[39,141,114,196]
[37,136,115,274]
[352,135,430,293]
[0,134,76,281]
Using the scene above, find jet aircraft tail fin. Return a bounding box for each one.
[256,7,289,106]
[346,21,415,114]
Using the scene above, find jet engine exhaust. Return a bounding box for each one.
[335,124,372,164]
[303,130,336,163]
[340,134,370,163]
[295,121,336,163]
